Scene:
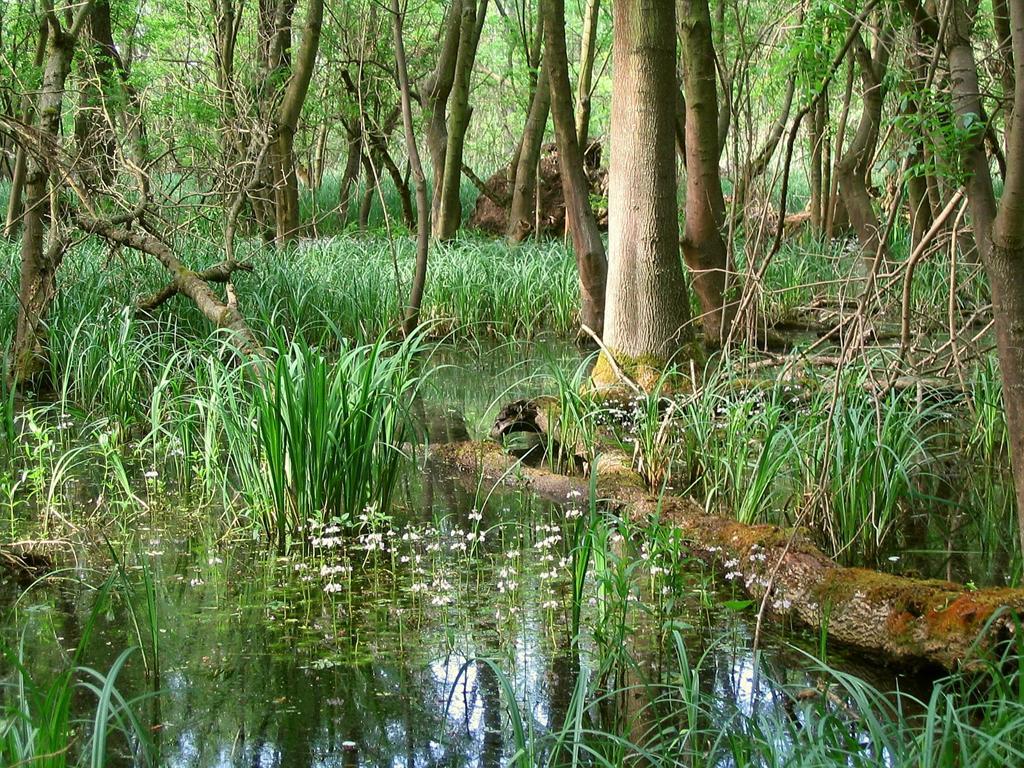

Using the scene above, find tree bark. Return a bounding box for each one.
[544,0,607,339]
[837,28,891,266]
[337,121,362,226]
[392,0,430,336]
[679,0,732,345]
[433,440,1024,671]
[422,0,463,235]
[987,1,1024,558]
[75,0,117,186]
[574,0,600,150]
[4,19,48,239]
[507,56,551,243]
[272,0,324,244]
[11,2,94,389]
[434,0,487,240]
[598,0,695,386]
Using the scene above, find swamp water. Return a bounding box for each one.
[1,342,937,766]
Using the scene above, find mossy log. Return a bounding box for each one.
[430,440,1024,670]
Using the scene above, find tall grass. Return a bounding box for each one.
[224,334,424,547]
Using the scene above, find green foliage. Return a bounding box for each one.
[0,582,154,768]
[224,334,422,547]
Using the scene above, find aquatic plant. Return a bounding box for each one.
[0,582,154,768]
[224,333,423,547]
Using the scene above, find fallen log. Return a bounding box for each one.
[430,440,1024,670]
[76,216,264,361]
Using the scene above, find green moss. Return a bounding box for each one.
[590,342,704,394]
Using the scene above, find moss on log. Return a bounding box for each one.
[430,440,1024,670]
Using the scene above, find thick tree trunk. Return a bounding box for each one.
[544,0,607,339]
[11,6,93,389]
[597,0,696,387]
[507,57,551,243]
[574,0,600,150]
[679,0,732,345]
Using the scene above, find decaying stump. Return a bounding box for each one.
[467,143,608,237]
[431,438,1024,670]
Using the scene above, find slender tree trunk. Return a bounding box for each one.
[574,0,600,150]
[75,0,117,186]
[358,153,375,230]
[809,92,826,232]
[392,0,430,336]
[337,123,362,225]
[435,0,487,240]
[11,3,94,388]
[4,19,48,239]
[508,56,551,242]
[273,0,324,243]
[994,0,1015,143]
[596,0,696,387]
[825,53,856,239]
[680,0,732,344]
[837,29,891,265]
[544,0,607,338]
[422,0,463,234]
[991,1,1024,556]
[903,42,934,251]
[925,0,1024,554]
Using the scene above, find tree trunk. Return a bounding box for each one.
[837,30,891,266]
[75,0,117,186]
[273,0,324,243]
[337,122,362,226]
[4,19,48,239]
[433,440,1024,671]
[679,0,732,345]
[597,0,696,387]
[11,5,93,389]
[985,1,1024,557]
[994,0,1015,143]
[434,0,487,240]
[392,0,430,336]
[507,56,551,243]
[422,0,463,235]
[825,54,856,239]
[574,0,600,150]
[809,93,826,233]
[544,0,607,339]
[915,0,1024,554]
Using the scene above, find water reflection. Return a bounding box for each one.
[1,341,927,766]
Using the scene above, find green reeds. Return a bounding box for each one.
[224,333,423,547]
